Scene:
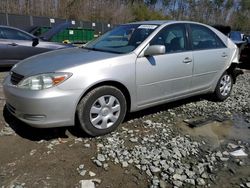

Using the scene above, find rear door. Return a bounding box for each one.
[189,24,230,92]
[136,23,193,106]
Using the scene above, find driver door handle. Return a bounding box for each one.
[183,57,192,63]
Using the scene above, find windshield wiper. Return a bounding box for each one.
[82,46,123,54]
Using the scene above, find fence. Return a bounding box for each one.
[0,13,114,35]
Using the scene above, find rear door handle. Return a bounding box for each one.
[222,52,228,57]
[183,57,192,63]
[8,43,18,46]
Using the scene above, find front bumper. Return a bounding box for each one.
[3,75,82,128]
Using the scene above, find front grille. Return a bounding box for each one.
[10,72,24,85]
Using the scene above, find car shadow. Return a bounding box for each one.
[124,94,210,122]
[3,94,208,141]
[2,105,89,141]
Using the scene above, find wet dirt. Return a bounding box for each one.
[176,114,250,188]
[177,114,250,149]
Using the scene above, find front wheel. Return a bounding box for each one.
[77,86,127,136]
[213,72,233,101]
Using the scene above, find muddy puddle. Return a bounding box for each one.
[177,114,250,148]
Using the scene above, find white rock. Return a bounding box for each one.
[103,163,109,169]
[75,138,83,142]
[128,159,133,164]
[173,174,182,181]
[30,149,37,156]
[230,149,248,157]
[122,161,129,168]
[79,180,95,188]
[128,130,133,134]
[89,171,96,177]
[84,144,91,148]
[0,126,15,136]
[91,178,101,184]
[150,166,161,173]
[201,172,208,179]
[37,140,45,144]
[196,178,206,186]
[185,179,195,185]
[227,143,238,149]
[80,170,87,176]
[222,151,229,156]
[220,157,229,162]
[159,180,167,188]
[246,182,250,188]
[97,143,104,148]
[79,164,84,170]
[97,154,105,162]
[93,160,102,167]
[215,151,223,158]
[168,167,175,174]
[130,138,138,142]
[173,180,182,187]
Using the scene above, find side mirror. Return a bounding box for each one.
[32,38,39,47]
[242,35,248,42]
[144,45,165,56]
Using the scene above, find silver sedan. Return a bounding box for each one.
[3,21,239,136]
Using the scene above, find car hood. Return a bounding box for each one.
[37,40,73,49]
[12,48,122,76]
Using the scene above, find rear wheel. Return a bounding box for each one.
[213,72,233,101]
[77,86,127,136]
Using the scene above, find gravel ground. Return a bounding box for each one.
[0,69,249,188]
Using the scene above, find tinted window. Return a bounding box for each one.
[190,24,225,50]
[230,31,242,41]
[150,24,187,53]
[0,27,33,40]
[0,29,4,38]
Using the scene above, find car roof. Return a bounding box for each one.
[127,20,172,25]
[0,25,25,30]
[124,20,204,26]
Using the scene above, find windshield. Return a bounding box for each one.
[85,24,159,54]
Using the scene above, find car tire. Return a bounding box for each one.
[213,72,233,101]
[77,86,127,136]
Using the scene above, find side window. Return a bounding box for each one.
[150,24,187,53]
[190,24,225,50]
[1,28,33,40]
[0,28,4,39]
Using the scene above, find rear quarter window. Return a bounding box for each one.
[1,28,33,41]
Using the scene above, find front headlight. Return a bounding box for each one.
[17,72,72,90]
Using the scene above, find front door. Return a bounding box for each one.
[136,24,193,107]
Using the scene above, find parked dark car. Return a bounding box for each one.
[0,25,73,67]
[239,35,250,64]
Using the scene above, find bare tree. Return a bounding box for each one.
[0,0,250,32]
